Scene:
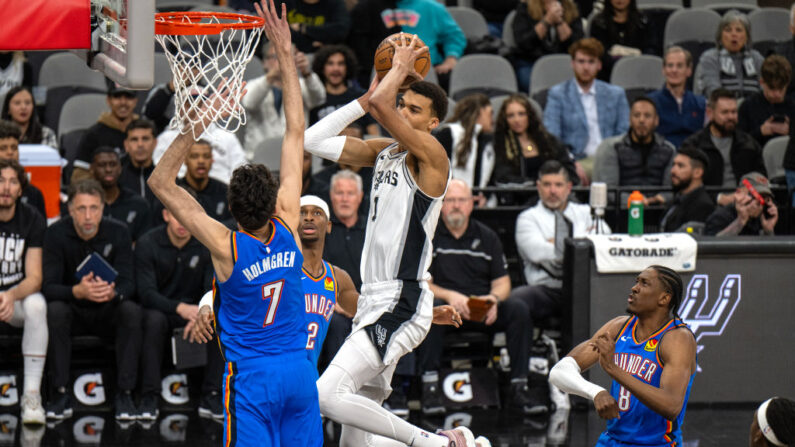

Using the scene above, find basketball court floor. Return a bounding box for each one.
[8,405,753,446]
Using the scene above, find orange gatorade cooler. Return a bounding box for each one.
[19,144,62,219]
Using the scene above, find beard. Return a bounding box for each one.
[443,212,467,230]
[710,120,736,136]
[672,176,692,193]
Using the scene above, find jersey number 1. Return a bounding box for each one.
[262,280,284,327]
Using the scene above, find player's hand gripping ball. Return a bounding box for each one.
[374,33,431,89]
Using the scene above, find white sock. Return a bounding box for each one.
[23,356,45,396]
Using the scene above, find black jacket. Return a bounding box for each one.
[704,205,767,236]
[42,217,135,304]
[737,92,795,148]
[119,155,157,209]
[323,216,366,291]
[105,188,152,242]
[135,226,213,315]
[660,186,716,232]
[681,127,766,187]
[511,3,584,63]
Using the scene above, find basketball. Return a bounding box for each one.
[374,33,432,87]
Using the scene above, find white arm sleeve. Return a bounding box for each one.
[304,99,366,162]
[198,290,213,311]
[549,357,606,401]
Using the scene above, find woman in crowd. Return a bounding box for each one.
[0,51,32,107]
[589,0,654,81]
[695,10,763,99]
[1,86,57,148]
[511,0,583,93]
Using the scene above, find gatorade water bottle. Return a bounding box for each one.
[628,190,644,236]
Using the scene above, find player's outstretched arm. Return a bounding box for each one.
[332,265,358,317]
[592,327,696,421]
[256,0,304,242]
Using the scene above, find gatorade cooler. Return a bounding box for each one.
[19,144,62,219]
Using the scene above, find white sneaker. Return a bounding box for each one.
[21,394,46,425]
[20,424,45,447]
[438,426,476,446]
[475,435,492,447]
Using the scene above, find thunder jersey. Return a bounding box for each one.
[213,218,307,362]
[302,260,337,366]
[361,143,449,284]
[605,316,695,446]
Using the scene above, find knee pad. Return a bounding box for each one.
[22,293,47,320]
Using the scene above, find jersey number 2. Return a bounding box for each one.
[261,280,284,327]
[306,322,319,349]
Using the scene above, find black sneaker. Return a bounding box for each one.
[115,391,138,421]
[138,393,159,421]
[421,379,445,415]
[383,387,409,417]
[45,391,73,420]
[510,380,548,415]
[198,391,224,420]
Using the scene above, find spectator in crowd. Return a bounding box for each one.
[435,94,495,195]
[544,38,630,179]
[749,397,795,447]
[280,0,352,53]
[241,41,326,158]
[648,46,706,148]
[72,85,139,184]
[140,77,180,134]
[153,126,246,186]
[1,86,56,148]
[660,146,715,233]
[0,159,47,424]
[738,55,794,148]
[120,119,158,208]
[773,4,795,97]
[695,10,764,99]
[346,0,401,86]
[473,0,515,37]
[136,205,221,422]
[309,45,378,136]
[319,170,366,368]
[493,94,578,189]
[682,88,766,205]
[785,120,795,202]
[704,171,778,236]
[43,180,140,421]
[90,146,152,242]
[309,144,373,216]
[513,160,609,356]
[593,96,675,206]
[0,121,46,218]
[415,179,536,414]
[0,52,32,107]
[589,0,654,82]
[177,140,232,223]
[511,0,583,93]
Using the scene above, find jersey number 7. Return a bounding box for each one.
[262,280,284,327]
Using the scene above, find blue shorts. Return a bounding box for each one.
[222,351,322,447]
[596,432,682,447]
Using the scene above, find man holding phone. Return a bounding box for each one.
[704,172,779,236]
[738,55,795,148]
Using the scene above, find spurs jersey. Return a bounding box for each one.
[361,143,450,284]
[600,316,695,447]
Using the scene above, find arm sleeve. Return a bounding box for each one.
[135,240,179,314]
[515,211,556,264]
[303,0,351,44]
[548,357,606,401]
[437,8,467,60]
[41,227,74,302]
[111,228,136,302]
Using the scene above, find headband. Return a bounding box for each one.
[758,398,786,447]
[300,195,330,220]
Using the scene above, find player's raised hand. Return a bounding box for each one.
[589,331,617,375]
[187,305,215,343]
[594,390,620,419]
[255,0,291,51]
[390,33,428,82]
[432,305,463,327]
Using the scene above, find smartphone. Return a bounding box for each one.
[772,114,787,123]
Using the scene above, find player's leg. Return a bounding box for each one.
[339,362,407,447]
[280,356,323,446]
[317,330,452,447]
[8,293,48,424]
[223,363,278,447]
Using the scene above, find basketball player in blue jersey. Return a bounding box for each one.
[146,1,322,446]
[302,33,489,446]
[549,265,697,447]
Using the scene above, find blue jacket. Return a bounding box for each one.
[387,0,467,65]
[647,87,705,148]
[543,79,629,159]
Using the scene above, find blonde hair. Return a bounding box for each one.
[526,0,579,24]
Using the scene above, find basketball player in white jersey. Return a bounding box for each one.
[303,35,489,447]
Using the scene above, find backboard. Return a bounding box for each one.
[86,0,155,89]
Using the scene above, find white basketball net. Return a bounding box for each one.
[155,15,263,140]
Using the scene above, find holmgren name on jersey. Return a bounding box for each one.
[241,250,297,281]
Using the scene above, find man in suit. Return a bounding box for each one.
[543,37,630,183]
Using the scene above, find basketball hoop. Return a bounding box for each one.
[154,11,264,139]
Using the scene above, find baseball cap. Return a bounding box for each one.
[739,171,772,196]
[300,195,330,219]
[107,82,136,97]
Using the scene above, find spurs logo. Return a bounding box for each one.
[677,274,741,372]
[375,324,388,348]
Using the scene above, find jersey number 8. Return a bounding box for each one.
[618,386,631,411]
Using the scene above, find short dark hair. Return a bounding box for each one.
[760,54,792,90]
[227,164,279,232]
[649,265,683,314]
[407,81,448,120]
[68,179,106,204]
[91,146,120,162]
[631,96,658,114]
[0,120,21,141]
[677,145,709,171]
[125,118,157,137]
[708,88,736,109]
[538,159,570,182]
[311,44,358,85]
[569,38,605,60]
[0,158,28,190]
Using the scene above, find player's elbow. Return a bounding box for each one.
[548,361,565,389]
[662,398,684,421]
[368,93,389,116]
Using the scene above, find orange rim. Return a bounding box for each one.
[155,11,264,36]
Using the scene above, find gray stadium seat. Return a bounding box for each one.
[610,55,665,102]
[153,52,173,86]
[250,137,283,171]
[502,10,517,50]
[529,54,573,108]
[244,56,265,81]
[38,53,107,91]
[447,7,490,41]
[489,93,543,121]
[664,8,722,84]
[639,4,684,56]
[749,8,791,54]
[690,0,759,14]
[446,97,456,120]
[637,0,683,6]
[448,54,517,101]
[58,94,108,140]
[763,135,789,182]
